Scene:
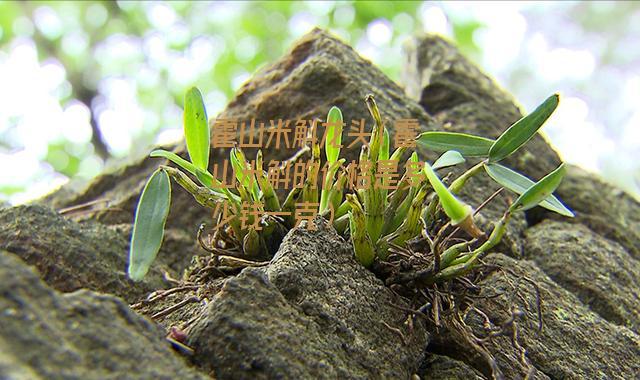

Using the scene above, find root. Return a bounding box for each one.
[383,254,544,380]
[151,296,201,319]
[131,285,199,309]
[382,321,409,345]
[130,213,278,354]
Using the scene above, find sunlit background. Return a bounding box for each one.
[1,1,638,204]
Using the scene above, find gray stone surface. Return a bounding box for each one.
[554,165,640,258]
[419,354,485,380]
[0,205,203,303]
[0,205,165,303]
[188,219,428,379]
[473,254,640,379]
[0,250,207,380]
[525,220,640,333]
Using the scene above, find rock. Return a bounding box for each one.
[0,250,207,380]
[402,33,640,379]
[188,219,428,379]
[221,28,436,158]
[0,204,178,303]
[418,354,485,379]
[553,165,640,258]
[525,220,640,333]
[9,27,639,379]
[470,254,640,379]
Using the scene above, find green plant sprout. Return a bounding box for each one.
[128,88,572,287]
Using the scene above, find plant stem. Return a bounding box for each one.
[432,211,511,282]
[439,240,474,268]
[449,161,485,194]
[161,166,221,209]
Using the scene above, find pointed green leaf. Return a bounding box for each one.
[325,106,343,163]
[184,87,210,170]
[424,162,472,224]
[433,150,465,170]
[489,94,559,162]
[389,146,406,163]
[417,131,494,157]
[509,163,566,213]
[230,148,248,188]
[485,163,573,216]
[365,94,384,162]
[193,167,215,189]
[128,169,171,281]
[230,147,260,201]
[379,128,390,161]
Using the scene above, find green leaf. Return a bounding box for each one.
[193,167,215,189]
[409,151,419,163]
[417,131,494,157]
[424,162,472,224]
[389,146,406,163]
[230,147,260,201]
[184,87,210,170]
[491,165,575,217]
[509,163,567,213]
[379,128,390,161]
[489,94,559,162]
[485,163,573,216]
[128,169,171,281]
[325,106,343,163]
[433,150,465,170]
[151,149,213,188]
[230,148,246,186]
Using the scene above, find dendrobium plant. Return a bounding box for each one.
[128,88,572,286]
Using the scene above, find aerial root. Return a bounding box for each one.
[385,262,543,380]
[151,296,201,320]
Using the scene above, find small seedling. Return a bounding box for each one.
[128,89,572,287]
